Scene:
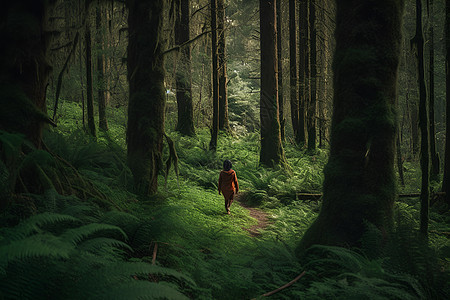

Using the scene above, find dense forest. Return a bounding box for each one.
[1,0,449,299]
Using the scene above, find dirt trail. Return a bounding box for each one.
[235,193,271,237]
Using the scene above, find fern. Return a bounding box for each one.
[0,210,194,299]
[60,223,127,245]
[86,281,189,300]
[0,234,72,274]
[297,245,427,299]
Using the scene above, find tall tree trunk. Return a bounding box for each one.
[413,0,430,240]
[289,0,299,143]
[298,0,404,250]
[127,0,165,195]
[85,12,97,138]
[411,99,420,157]
[260,0,285,167]
[397,131,405,186]
[443,0,450,206]
[218,0,229,131]
[307,0,317,152]
[175,0,195,136]
[297,0,308,145]
[429,0,439,179]
[0,2,55,148]
[318,0,327,148]
[277,0,285,140]
[96,2,108,131]
[209,0,219,151]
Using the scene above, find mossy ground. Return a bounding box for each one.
[1,101,446,299]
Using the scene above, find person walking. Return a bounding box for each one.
[218,160,239,214]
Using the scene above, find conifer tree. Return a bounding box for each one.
[218,0,229,131]
[0,1,56,148]
[209,0,219,151]
[443,0,450,206]
[260,0,285,167]
[298,0,405,250]
[175,0,195,136]
[127,0,165,195]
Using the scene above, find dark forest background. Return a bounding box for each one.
[0,0,449,299]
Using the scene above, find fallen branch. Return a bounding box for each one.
[259,271,306,297]
[296,192,446,201]
[163,30,211,55]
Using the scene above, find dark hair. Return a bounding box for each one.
[223,160,232,171]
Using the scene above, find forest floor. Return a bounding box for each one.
[236,193,271,237]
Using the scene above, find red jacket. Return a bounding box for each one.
[218,169,239,197]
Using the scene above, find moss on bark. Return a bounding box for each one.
[127,0,165,195]
[298,0,405,252]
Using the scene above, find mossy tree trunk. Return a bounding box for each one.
[218,0,229,132]
[297,0,308,146]
[289,0,299,143]
[298,0,404,250]
[307,0,317,152]
[259,0,285,167]
[96,2,108,131]
[209,0,219,151]
[428,0,439,179]
[443,0,450,206]
[0,1,55,149]
[412,0,430,240]
[85,9,96,138]
[175,0,195,136]
[127,0,165,195]
[276,0,285,140]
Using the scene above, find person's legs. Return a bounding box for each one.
[224,197,229,213]
[226,193,235,214]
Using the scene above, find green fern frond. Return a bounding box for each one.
[100,262,196,285]
[100,210,141,238]
[0,130,25,166]
[60,223,127,245]
[77,237,133,254]
[0,234,72,274]
[7,212,80,240]
[87,281,189,300]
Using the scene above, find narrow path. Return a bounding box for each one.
[235,193,271,237]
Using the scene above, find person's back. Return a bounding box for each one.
[218,160,239,214]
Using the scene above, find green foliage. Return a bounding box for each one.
[1,97,448,299]
[0,208,194,299]
[296,245,426,299]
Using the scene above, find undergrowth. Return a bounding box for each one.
[0,101,449,299]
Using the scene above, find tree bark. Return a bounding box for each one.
[298,0,404,250]
[443,0,450,206]
[218,0,229,131]
[297,0,308,145]
[0,1,55,148]
[429,0,439,179]
[96,2,108,131]
[289,0,299,143]
[397,131,405,186]
[127,0,165,195]
[85,12,97,138]
[209,0,219,151]
[277,0,285,140]
[175,0,195,136]
[259,0,285,167]
[307,0,317,152]
[412,0,430,240]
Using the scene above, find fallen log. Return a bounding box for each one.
[296,192,446,201]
